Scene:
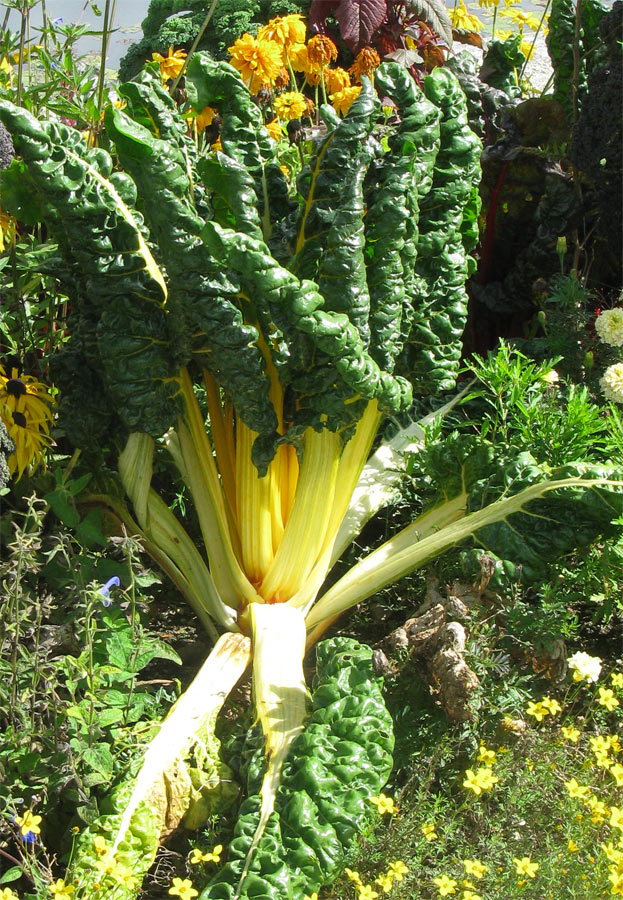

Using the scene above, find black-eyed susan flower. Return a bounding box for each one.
[0,363,55,479]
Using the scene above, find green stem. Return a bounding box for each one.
[170,0,220,96]
[518,0,552,83]
[96,0,116,119]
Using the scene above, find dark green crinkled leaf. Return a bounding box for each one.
[200,637,394,900]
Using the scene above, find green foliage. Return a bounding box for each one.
[200,637,394,899]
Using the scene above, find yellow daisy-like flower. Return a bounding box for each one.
[151,46,187,81]
[228,34,283,94]
[168,877,198,900]
[526,700,549,721]
[48,881,75,900]
[0,887,20,900]
[561,724,581,742]
[258,14,306,48]
[478,0,501,6]
[610,764,623,787]
[14,809,42,837]
[349,46,381,83]
[422,822,438,841]
[370,793,397,815]
[500,7,542,30]
[463,892,482,900]
[450,0,485,31]
[304,893,319,900]
[512,857,539,878]
[612,672,623,689]
[477,744,496,765]
[388,860,408,880]
[265,118,284,142]
[330,85,362,115]
[0,208,18,253]
[598,687,620,711]
[375,872,394,893]
[611,806,623,830]
[0,363,55,479]
[307,34,338,67]
[324,66,351,94]
[93,835,109,856]
[273,91,308,121]
[345,868,364,886]
[463,859,488,879]
[564,777,590,799]
[433,874,458,896]
[541,696,562,715]
[585,794,608,824]
[358,886,379,900]
[521,40,535,60]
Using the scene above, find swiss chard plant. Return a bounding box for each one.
[1,57,623,899]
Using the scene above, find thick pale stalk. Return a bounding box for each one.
[236,417,274,584]
[260,427,341,602]
[306,475,621,635]
[204,370,238,532]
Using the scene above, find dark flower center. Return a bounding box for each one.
[6,378,27,397]
[12,411,27,427]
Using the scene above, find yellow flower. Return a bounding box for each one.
[49,882,74,900]
[264,119,284,142]
[477,744,496,765]
[595,749,613,770]
[14,810,42,837]
[463,859,488,879]
[500,7,542,29]
[603,841,623,863]
[463,766,499,795]
[463,892,482,900]
[0,56,12,76]
[610,868,623,895]
[93,835,108,855]
[189,846,221,865]
[0,364,55,480]
[228,34,283,94]
[0,208,18,253]
[520,40,535,60]
[349,46,381,82]
[422,822,438,841]
[258,14,306,47]
[612,673,623,689]
[478,0,501,6]
[564,778,590,798]
[307,34,338,67]
[568,839,579,852]
[375,872,394,893]
[324,66,350,94]
[345,869,363,886]
[513,857,539,878]
[358,886,379,900]
[111,864,137,889]
[330,86,361,115]
[1,889,20,900]
[168,878,198,900]
[274,91,308,121]
[304,894,319,900]
[449,0,485,31]
[598,688,620,711]
[191,105,216,135]
[562,724,581,742]
[388,860,408,880]
[151,46,187,81]
[610,764,623,787]
[611,807,623,831]
[433,874,458,896]
[370,793,397,815]
[541,697,562,715]
[526,701,548,722]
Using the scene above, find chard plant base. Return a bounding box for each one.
[2,55,623,900]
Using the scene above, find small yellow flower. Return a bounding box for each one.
[564,778,590,798]
[602,841,623,863]
[93,835,108,855]
[541,697,562,716]
[14,810,42,837]
[526,701,548,722]
[370,793,397,815]
[1,889,20,900]
[477,744,496,765]
[265,119,283,142]
[449,0,485,31]
[513,857,539,878]
[562,724,581,742]
[422,822,438,841]
[612,673,623,689]
[330,86,361,115]
[568,839,579,852]
[49,882,75,900]
[388,860,408,880]
[192,106,216,135]
[462,892,482,900]
[611,807,623,831]
[375,872,394,893]
[168,878,198,900]
[433,874,458,896]
[463,859,488,879]
[345,869,363,886]
[598,687,620,711]
[151,46,187,81]
[610,764,623,786]
[358,886,380,900]
[304,893,319,900]
[500,7,542,29]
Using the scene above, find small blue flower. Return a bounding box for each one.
[52,16,64,24]
[99,576,120,607]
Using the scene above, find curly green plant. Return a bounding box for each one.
[1,57,623,900]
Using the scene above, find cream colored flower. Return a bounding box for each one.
[568,651,602,682]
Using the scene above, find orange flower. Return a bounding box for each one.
[228,34,283,93]
[330,85,361,115]
[151,46,186,81]
[265,119,283,142]
[307,34,338,67]
[324,66,351,94]
[274,91,308,121]
[349,46,381,82]
[192,106,216,135]
[258,14,306,47]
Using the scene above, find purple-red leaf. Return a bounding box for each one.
[310,0,389,51]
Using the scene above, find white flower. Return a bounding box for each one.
[595,308,623,347]
[600,363,623,404]
[541,369,559,383]
[568,650,602,683]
